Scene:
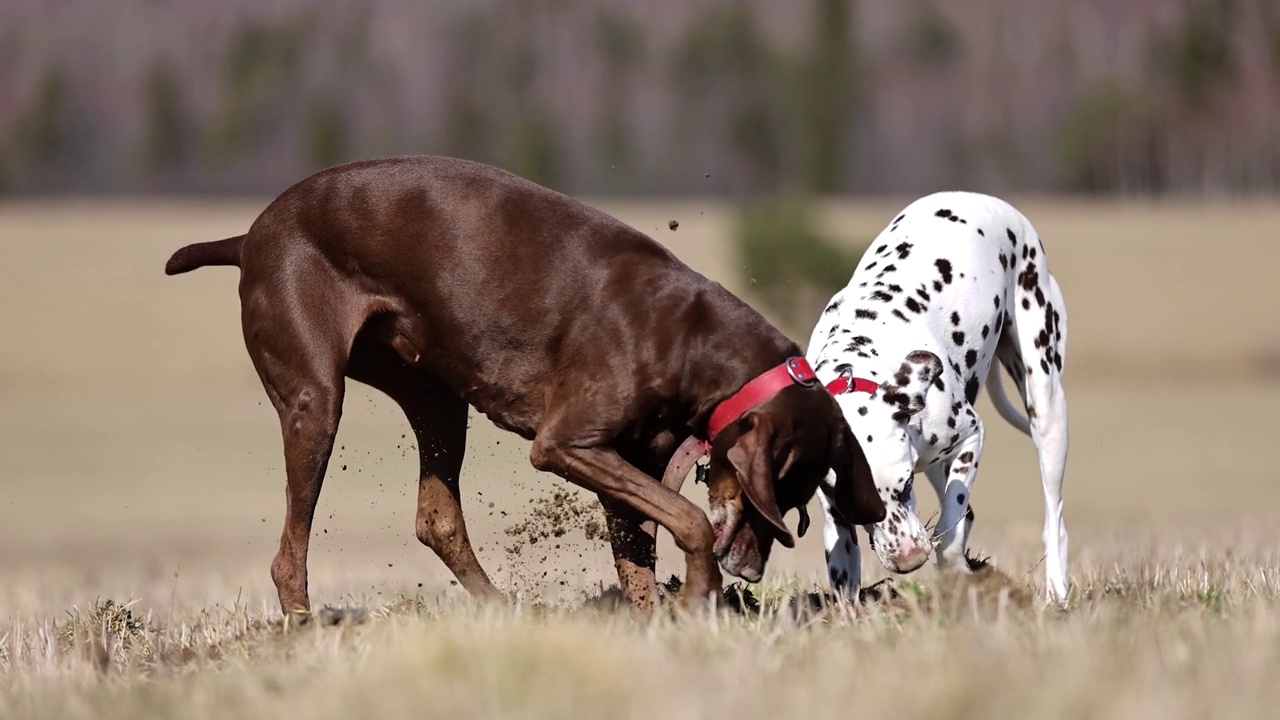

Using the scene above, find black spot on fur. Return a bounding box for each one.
[866,261,878,271]
[977,228,985,236]
[952,331,965,344]
[916,286,931,301]
[935,259,953,284]
[879,264,898,275]
[1018,263,1039,291]
[823,298,842,314]
[965,376,979,404]
[947,416,957,428]
[1006,228,1017,245]
[890,481,913,505]
[893,363,913,387]
[855,309,878,320]
[891,309,909,322]
[999,253,1008,270]
[1022,298,1032,310]
[965,349,977,369]
[888,284,903,293]
[1040,358,1050,373]
[950,311,960,326]
[866,435,873,443]
[857,405,868,416]
[905,297,925,313]
[957,493,966,504]
[871,290,893,302]
[895,242,912,259]
[929,433,939,445]
[933,280,943,292]
[935,208,952,218]
[994,295,1001,309]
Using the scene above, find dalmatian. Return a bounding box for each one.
[807,191,1070,603]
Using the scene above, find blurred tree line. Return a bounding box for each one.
[2,0,1279,198]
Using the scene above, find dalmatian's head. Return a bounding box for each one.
[832,350,943,574]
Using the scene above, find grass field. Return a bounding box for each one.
[1,195,1279,718]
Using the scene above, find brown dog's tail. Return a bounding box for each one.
[164,235,245,275]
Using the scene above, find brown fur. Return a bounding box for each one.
[164,156,885,617]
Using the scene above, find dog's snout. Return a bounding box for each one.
[891,543,930,573]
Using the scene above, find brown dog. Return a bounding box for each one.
[165,156,885,616]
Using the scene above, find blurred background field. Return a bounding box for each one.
[2,1,1280,718]
[1,194,1277,615]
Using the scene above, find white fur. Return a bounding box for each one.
[808,191,1070,603]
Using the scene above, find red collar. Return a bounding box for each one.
[706,357,817,441]
[659,358,879,491]
[823,369,880,396]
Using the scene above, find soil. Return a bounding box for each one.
[498,484,610,597]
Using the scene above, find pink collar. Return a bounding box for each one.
[659,359,879,491]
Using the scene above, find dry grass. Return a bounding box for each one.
[1,197,1279,718]
[4,550,1280,720]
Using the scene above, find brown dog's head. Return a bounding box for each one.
[703,385,886,581]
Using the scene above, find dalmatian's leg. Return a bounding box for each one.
[927,418,984,572]
[1003,240,1070,602]
[818,475,861,598]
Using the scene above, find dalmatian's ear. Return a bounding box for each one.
[879,350,943,422]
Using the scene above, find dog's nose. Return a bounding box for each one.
[892,543,930,573]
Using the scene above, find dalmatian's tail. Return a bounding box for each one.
[985,363,1032,437]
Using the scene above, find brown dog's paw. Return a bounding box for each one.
[720,583,761,615]
[313,605,370,627]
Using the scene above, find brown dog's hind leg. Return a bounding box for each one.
[347,340,499,601]
[241,282,353,619]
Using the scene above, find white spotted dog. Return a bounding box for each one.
[807,191,1070,603]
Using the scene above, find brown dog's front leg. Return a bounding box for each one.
[531,441,722,611]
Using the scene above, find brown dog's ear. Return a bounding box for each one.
[726,413,796,549]
[827,423,887,526]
